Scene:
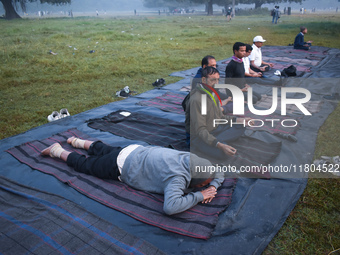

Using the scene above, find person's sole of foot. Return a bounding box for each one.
[41,143,60,156]
[67,136,86,149]
[67,136,76,145]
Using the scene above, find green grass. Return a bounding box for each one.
[0,13,339,254]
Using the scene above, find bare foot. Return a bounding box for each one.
[67,136,76,145]
[41,143,60,156]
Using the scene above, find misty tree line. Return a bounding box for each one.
[143,0,303,15]
[1,0,303,19]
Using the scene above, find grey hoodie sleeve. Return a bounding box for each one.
[209,177,225,190]
[163,177,204,215]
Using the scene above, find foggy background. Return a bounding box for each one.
[1,0,339,16]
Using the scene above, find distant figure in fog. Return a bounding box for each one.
[272,6,280,24]
[226,7,232,21]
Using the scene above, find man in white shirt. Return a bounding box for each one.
[249,36,274,73]
[244,44,280,86]
[244,44,262,78]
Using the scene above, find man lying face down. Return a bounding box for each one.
[41,137,224,215]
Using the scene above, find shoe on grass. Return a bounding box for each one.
[60,108,70,118]
[332,156,339,164]
[47,111,61,122]
[116,86,131,98]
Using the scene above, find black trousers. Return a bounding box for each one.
[191,125,246,160]
[66,141,122,180]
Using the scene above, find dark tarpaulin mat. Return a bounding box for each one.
[189,136,281,179]
[86,110,282,169]
[170,46,330,80]
[134,92,300,136]
[6,128,237,240]
[255,95,323,115]
[87,110,188,151]
[0,46,339,254]
[229,109,302,136]
[0,176,165,255]
[222,59,312,73]
[217,136,281,171]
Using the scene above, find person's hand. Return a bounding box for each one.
[269,63,274,68]
[307,40,313,43]
[260,66,266,72]
[252,73,261,77]
[217,143,237,156]
[221,97,232,106]
[241,87,248,92]
[201,186,217,203]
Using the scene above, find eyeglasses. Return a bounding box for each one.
[207,78,220,83]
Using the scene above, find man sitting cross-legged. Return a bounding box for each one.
[243,44,281,86]
[41,137,223,215]
[249,36,274,73]
[294,26,313,50]
[185,66,252,160]
[225,42,262,104]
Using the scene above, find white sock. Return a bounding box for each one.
[71,138,86,149]
[50,144,65,158]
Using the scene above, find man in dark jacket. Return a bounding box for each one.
[294,26,313,50]
[185,66,249,160]
[194,55,217,78]
[225,42,261,104]
[191,55,217,90]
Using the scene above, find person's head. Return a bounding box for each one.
[245,44,253,57]
[300,26,307,34]
[201,55,217,68]
[253,35,266,48]
[190,178,213,188]
[233,42,246,58]
[189,156,216,188]
[201,66,220,86]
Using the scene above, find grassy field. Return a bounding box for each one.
[1,13,339,254]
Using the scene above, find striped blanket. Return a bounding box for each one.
[6,129,237,240]
[0,176,165,255]
[136,91,186,115]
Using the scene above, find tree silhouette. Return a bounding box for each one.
[1,0,70,20]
